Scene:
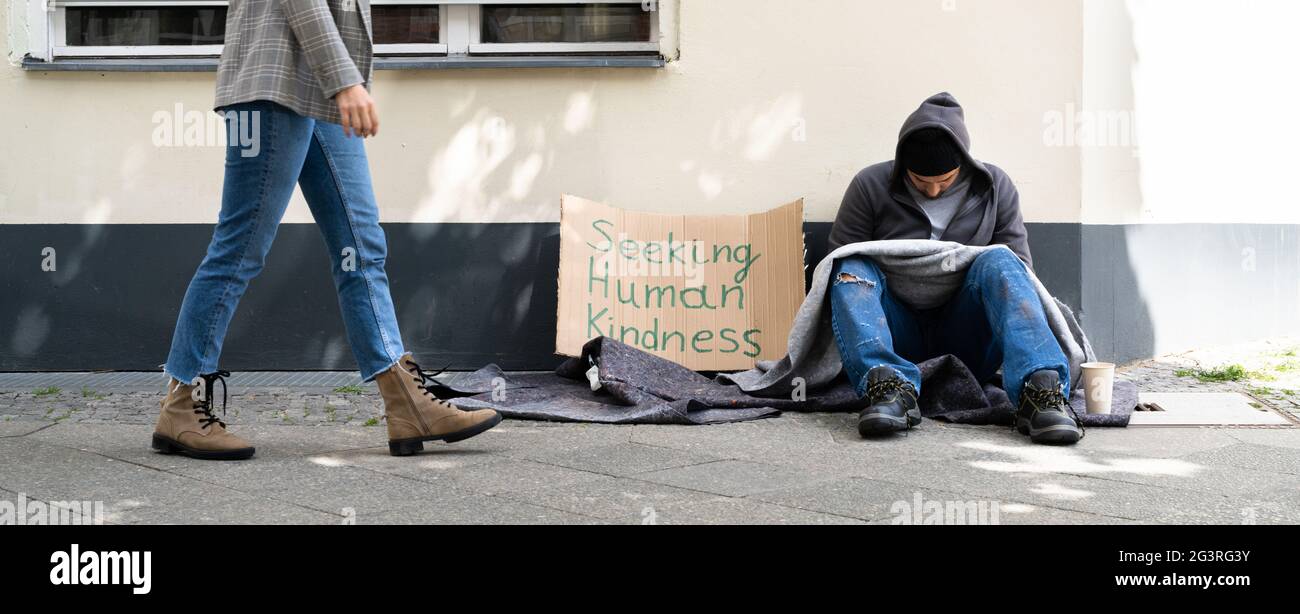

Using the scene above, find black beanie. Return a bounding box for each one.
[900,128,963,176]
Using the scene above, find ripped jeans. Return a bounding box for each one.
[829,249,1069,409]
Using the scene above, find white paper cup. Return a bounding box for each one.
[1081,362,1116,415]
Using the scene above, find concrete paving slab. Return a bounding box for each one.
[221,424,390,456]
[630,416,996,478]
[752,476,981,522]
[307,445,502,476]
[1132,393,1290,426]
[0,438,339,524]
[654,496,865,525]
[5,402,1300,524]
[478,422,636,451]
[359,494,599,525]
[1074,426,1243,458]
[322,454,610,497]
[1080,462,1299,500]
[757,476,1138,525]
[0,420,52,438]
[846,455,1297,524]
[23,422,392,465]
[980,503,1141,525]
[499,476,721,522]
[629,419,836,465]
[79,452,488,518]
[1179,443,1300,476]
[637,459,837,498]
[504,441,724,477]
[917,435,1300,499]
[1226,428,1300,449]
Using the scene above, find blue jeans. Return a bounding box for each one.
[829,249,1069,408]
[165,101,405,383]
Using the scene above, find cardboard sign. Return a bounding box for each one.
[556,194,806,371]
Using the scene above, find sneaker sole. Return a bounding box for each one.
[151,434,256,461]
[858,410,922,437]
[389,412,504,456]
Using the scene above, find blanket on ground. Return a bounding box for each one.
[432,339,1136,427]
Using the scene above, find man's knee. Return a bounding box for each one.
[969,248,1024,278]
[832,256,885,286]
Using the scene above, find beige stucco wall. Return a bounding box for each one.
[2,0,1086,225]
[1083,0,1300,225]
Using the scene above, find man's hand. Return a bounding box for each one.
[336,84,379,138]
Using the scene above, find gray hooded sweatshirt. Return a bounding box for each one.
[828,92,1034,268]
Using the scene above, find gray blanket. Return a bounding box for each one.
[431,240,1135,427]
[718,240,1096,397]
[433,337,1135,426]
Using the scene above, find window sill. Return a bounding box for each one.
[22,57,220,72]
[21,55,665,72]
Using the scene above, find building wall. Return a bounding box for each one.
[3,0,1084,225]
[1,0,1092,372]
[3,0,1294,372]
[1079,0,1300,361]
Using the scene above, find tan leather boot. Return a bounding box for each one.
[152,372,255,461]
[376,354,502,456]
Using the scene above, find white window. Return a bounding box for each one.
[45,0,227,58]
[28,0,660,61]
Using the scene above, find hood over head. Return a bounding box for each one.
[891,92,989,187]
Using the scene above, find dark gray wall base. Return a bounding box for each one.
[2,224,562,372]
[2,222,1292,371]
[1080,224,1300,363]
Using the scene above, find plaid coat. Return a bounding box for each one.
[215,0,373,125]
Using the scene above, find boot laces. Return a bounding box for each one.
[404,358,452,402]
[1022,384,1086,439]
[867,378,915,405]
[192,370,231,430]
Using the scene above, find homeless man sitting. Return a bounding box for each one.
[828,92,1082,445]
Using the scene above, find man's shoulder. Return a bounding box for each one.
[850,161,896,192]
[978,161,1014,186]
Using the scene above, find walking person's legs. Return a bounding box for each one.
[297,122,501,457]
[296,121,404,380]
[154,101,316,460]
[165,102,315,382]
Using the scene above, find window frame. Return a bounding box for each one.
[371,0,449,56]
[49,0,226,58]
[465,1,659,55]
[31,0,660,61]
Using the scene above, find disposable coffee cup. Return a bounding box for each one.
[1081,362,1116,415]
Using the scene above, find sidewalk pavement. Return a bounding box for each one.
[1,354,1297,525]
